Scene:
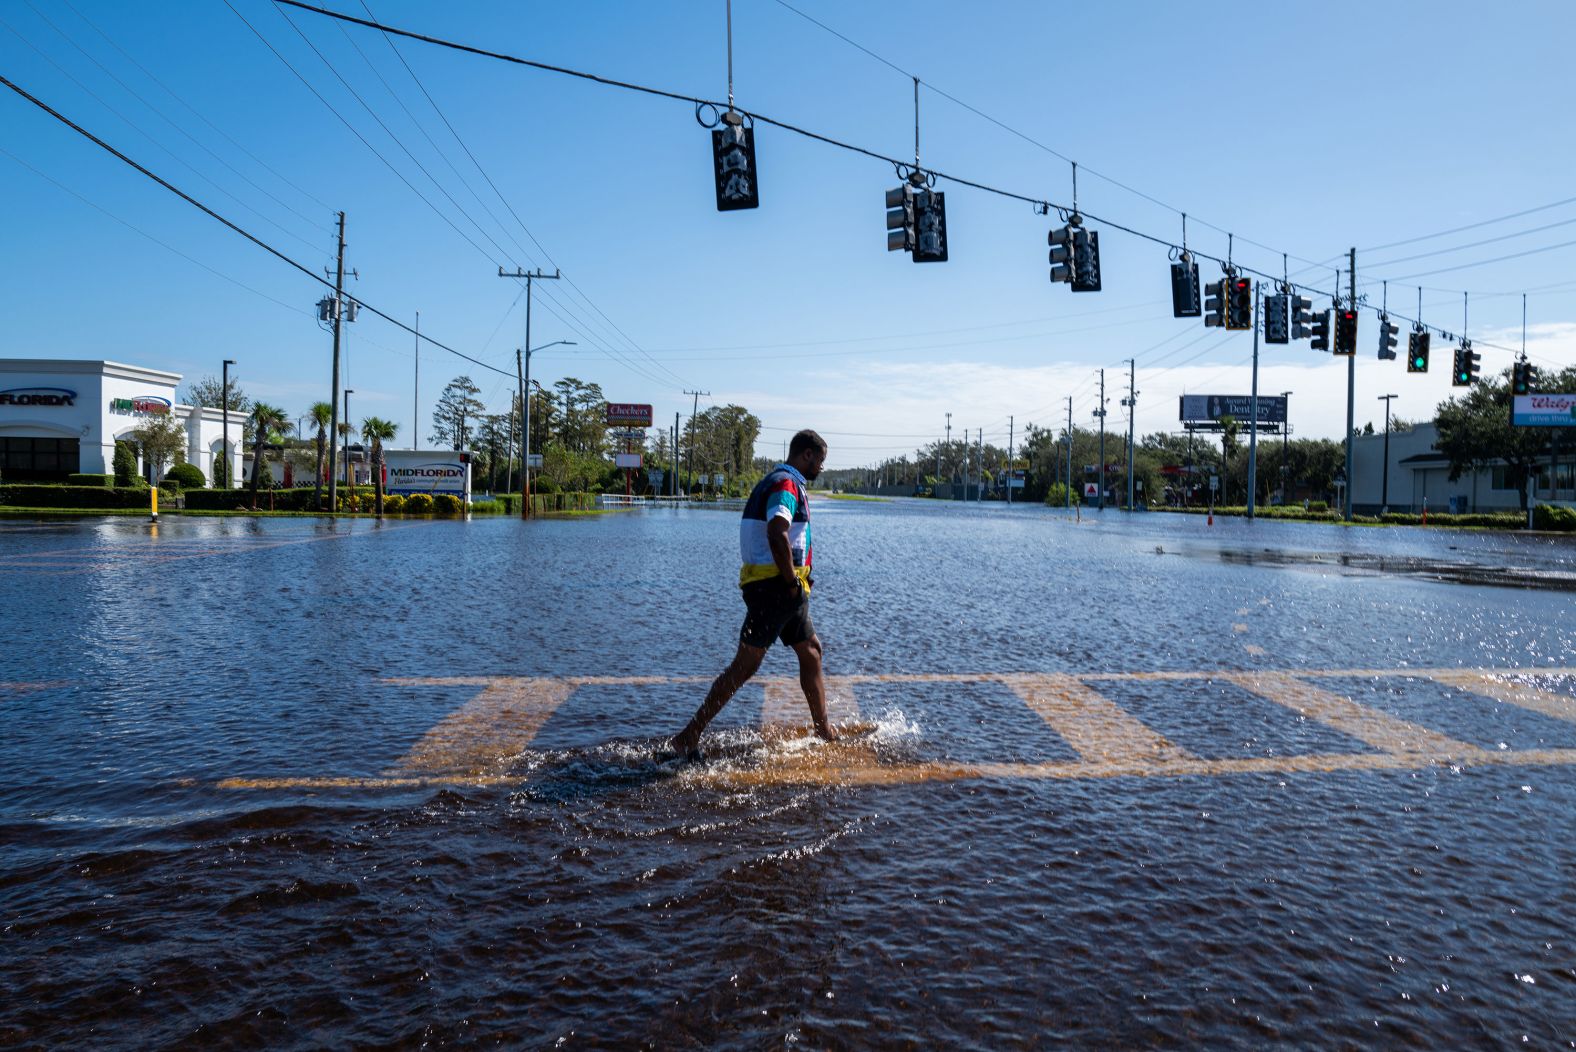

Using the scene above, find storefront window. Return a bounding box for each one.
[0,437,80,481]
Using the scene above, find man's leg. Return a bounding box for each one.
[791,634,836,742]
[671,642,766,754]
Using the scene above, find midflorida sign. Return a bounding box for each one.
[1512,393,1576,427]
[383,450,472,499]
[0,387,76,407]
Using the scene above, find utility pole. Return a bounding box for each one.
[500,267,561,518]
[326,211,346,512]
[1065,396,1073,510]
[945,412,952,484]
[673,413,680,497]
[1007,416,1014,506]
[221,358,235,488]
[977,429,984,502]
[1247,281,1262,519]
[963,429,971,498]
[1096,369,1107,510]
[1121,359,1138,511]
[1378,393,1398,513]
[412,311,419,450]
[1344,248,1357,521]
[684,389,710,495]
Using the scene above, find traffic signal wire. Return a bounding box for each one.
[0,71,518,382]
[268,0,1564,367]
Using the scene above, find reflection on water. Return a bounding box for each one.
[2,506,1575,1046]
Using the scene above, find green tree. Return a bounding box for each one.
[308,401,333,509]
[1434,369,1549,511]
[181,373,254,451]
[248,403,291,509]
[360,416,398,515]
[431,376,485,449]
[112,440,139,487]
[131,413,188,482]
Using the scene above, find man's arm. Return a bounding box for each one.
[766,517,800,589]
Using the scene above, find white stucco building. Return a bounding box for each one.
[0,359,240,485]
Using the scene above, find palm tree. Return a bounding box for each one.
[360,416,399,515]
[309,401,332,510]
[248,403,291,509]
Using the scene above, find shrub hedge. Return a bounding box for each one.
[1533,504,1576,532]
[0,485,153,509]
[66,473,113,487]
[432,493,461,516]
[164,462,206,489]
[381,494,405,514]
[404,493,434,514]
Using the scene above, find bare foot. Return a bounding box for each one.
[815,726,839,743]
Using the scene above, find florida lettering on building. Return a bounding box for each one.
[0,387,77,407]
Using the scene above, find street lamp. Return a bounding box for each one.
[343,389,354,490]
[1279,390,1292,506]
[222,359,236,488]
[1378,393,1398,514]
[518,339,576,517]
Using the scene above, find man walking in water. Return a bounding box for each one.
[668,429,835,759]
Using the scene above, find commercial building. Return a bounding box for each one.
[1347,421,1574,514]
[0,359,239,484]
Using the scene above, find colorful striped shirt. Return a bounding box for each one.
[738,463,812,589]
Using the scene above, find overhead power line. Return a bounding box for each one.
[269,0,1562,363]
[0,71,513,380]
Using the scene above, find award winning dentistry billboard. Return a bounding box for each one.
[383,449,472,501]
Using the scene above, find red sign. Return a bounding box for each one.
[605,403,653,427]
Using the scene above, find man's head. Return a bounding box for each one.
[787,429,828,480]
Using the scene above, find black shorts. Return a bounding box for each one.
[739,578,814,649]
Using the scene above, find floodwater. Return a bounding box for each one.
[3,500,1576,1048]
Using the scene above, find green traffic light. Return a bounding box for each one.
[1413,357,1426,369]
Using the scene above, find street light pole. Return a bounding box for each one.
[1378,393,1398,514]
[515,339,575,517]
[1280,391,1292,506]
[500,267,561,518]
[221,358,235,488]
[343,389,353,491]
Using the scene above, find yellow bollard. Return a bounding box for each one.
[150,486,158,523]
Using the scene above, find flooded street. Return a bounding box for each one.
[4,501,1576,1047]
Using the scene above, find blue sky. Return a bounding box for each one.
[3,0,1573,465]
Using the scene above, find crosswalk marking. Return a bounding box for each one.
[1426,670,1576,724]
[1223,672,1487,758]
[207,665,1576,791]
[1004,674,1193,765]
[385,677,572,776]
[760,676,860,726]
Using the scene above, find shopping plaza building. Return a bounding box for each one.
[0,359,239,483]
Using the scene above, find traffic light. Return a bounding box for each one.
[1226,277,1252,330]
[1512,359,1537,395]
[912,188,947,262]
[1377,314,1399,360]
[711,114,759,211]
[1071,228,1101,291]
[887,182,946,262]
[1171,258,1201,317]
[1291,296,1312,340]
[1406,328,1431,373]
[1333,309,1358,355]
[1204,279,1226,327]
[1264,293,1289,344]
[886,183,915,253]
[1309,310,1331,351]
[1048,224,1074,284]
[1452,340,1480,386]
